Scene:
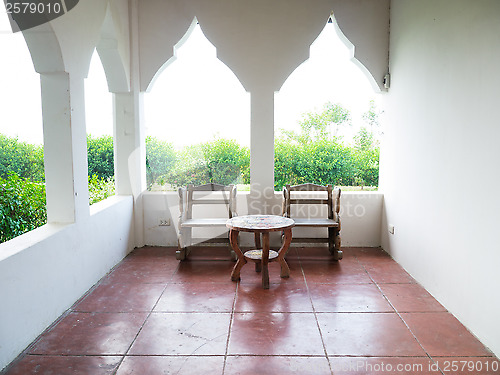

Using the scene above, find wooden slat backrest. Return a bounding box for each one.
[179,183,237,220]
[283,183,340,220]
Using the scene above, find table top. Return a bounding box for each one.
[226,215,295,232]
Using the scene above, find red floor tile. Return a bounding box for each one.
[401,312,494,357]
[116,356,225,375]
[301,260,373,284]
[237,260,304,285]
[171,260,236,283]
[330,357,442,375]
[30,312,148,355]
[295,245,352,260]
[129,312,230,355]
[228,312,324,356]
[379,283,447,312]
[352,247,392,261]
[3,246,498,375]
[224,356,332,375]
[125,246,178,262]
[309,283,394,312]
[3,355,122,375]
[363,261,416,284]
[104,261,178,284]
[74,282,165,312]
[235,282,313,312]
[154,282,236,312]
[182,246,235,261]
[317,312,426,356]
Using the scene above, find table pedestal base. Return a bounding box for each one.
[229,228,293,289]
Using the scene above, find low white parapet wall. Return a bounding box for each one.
[143,191,383,248]
[0,196,135,371]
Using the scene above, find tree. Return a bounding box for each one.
[352,127,380,187]
[145,136,177,187]
[0,134,44,182]
[87,134,114,179]
[201,137,250,185]
[0,173,47,243]
[280,102,351,144]
[362,99,382,133]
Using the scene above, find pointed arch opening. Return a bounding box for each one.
[144,21,250,191]
[0,9,46,243]
[274,20,382,191]
[85,50,115,205]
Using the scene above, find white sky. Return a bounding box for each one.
[0,10,379,147]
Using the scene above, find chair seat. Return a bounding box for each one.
[292,218,339,227]
[180,218,229,227]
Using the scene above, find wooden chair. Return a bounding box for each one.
[177,183,237,260]
[282,183,342,260]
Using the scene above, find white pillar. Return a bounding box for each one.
[249,89,275,214]
[113,91,146,247]
[113,92,146,196]
[41,72,89,223]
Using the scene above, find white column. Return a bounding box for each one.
[41,72,89,223]
[249,89,275,214]
[113,92,146,196]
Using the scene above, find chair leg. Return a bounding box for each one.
[328,228,343,260]
[333,229,343,261]
[328,227,335,256]
[176,247,187,261]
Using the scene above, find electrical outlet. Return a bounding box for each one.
[159,218,170,226]
[388,224,395,234]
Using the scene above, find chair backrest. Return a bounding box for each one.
[178,183,237,219]
[282,183,340,221]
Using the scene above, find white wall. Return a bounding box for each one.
[380,0,500,357]
[0,197,134,370]
[143,191,382,248]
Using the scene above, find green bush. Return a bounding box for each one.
[163,138,250,189]
[201,138,250,185]
[0,173,47,243]
[88,174,116,205]
[274,138,357,190]
[0,134,45,182]
[146,136,176,188]
[352,127,380,187]
[87,134,114,180]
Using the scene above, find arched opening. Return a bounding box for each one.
[0,10,46,243]
[144,22,250,191]
[85,50,115,205]
[274,20,382,191]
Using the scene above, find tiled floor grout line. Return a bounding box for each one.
[111,261,180,375]
[362,258,446,375]
[222,280,239,375]
[298,249,335,375]
[4,247,498,374]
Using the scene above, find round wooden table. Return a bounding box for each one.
[226,215,295,289]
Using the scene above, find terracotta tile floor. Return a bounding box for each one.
[3,246,499,375]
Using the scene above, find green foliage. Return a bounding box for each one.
[88,174,116,205]
[164,144,211,188]
[165,138,250,189]
[201,138,250,185]
[0,173,47,243]
[146,136,176,188]
[0,134,45,182]
[274,137,356,190]
[352,127,380,187]
[87,134,114,179]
